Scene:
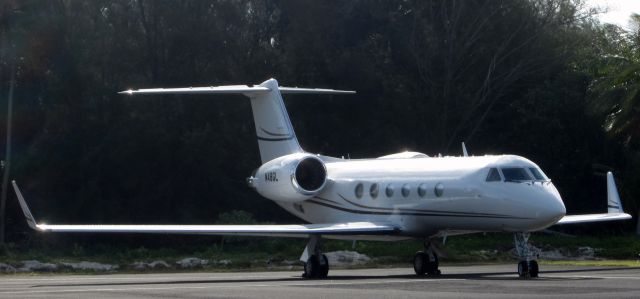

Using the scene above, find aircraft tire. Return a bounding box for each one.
[529,260,539,278]
[517,261,530,278]
[425,254,439,275]
[413,251,427,276]
[304,255,320,278]
[319,254,329,278]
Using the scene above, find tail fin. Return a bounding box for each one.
[120,78,355,163]
[249,79,303,162]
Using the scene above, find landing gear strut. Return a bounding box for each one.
[413,239,441,276]
[514,232,539,278]
[301,235,329,279]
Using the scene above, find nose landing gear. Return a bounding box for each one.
[514,232,539,278]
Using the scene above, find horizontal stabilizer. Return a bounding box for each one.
[119,85,355,96]
[119,85,269,95]
[120,78,354,163]
[12,181,396,237]
[278,87,355,94]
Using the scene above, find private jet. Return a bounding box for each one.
[13,78,631,279]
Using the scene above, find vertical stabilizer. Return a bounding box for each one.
[249,79,303,163]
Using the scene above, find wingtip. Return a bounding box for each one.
[118,90,134,95]
[11,180,40,231]
[606,172,624,213]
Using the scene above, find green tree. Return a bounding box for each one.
[590,14,640,142]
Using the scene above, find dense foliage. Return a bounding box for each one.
[0,0,638,247]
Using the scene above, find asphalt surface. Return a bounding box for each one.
[1,264,639,298]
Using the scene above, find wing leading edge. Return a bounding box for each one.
[12,181,397,237]
[556,172,632,225]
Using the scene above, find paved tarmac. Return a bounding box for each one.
[1,264,639,298]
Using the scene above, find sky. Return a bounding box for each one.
[586,0,640,30]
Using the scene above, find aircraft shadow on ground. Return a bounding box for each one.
[32,266,639,288]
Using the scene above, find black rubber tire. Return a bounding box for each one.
[413,251,427,276]
[517,261,529,278]
[304,255,320,278]
[529,260,539,278]
[425,253,440,275]
[319,254,329,278]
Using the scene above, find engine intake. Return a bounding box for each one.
[251,153,328,202]
[293,156,327,194]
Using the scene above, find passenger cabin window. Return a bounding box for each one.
[355,183,363,199]
[434,183,444,197]
[418,183,427,197]
[529,167,548,181]
[501,167,532,182]
[370,183,379,199]
[486,168,501,182]
[385,185,394,197]
[401,184,410,197]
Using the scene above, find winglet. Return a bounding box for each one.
[11,181,40,231]
[607,172,623,213]
[462,142,469,157]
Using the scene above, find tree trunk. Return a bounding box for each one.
[636,208,640,236]
[0,63,15,246]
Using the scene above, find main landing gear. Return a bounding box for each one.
[514,232,539,278]
[413,239,441,276]
[301,235,329,279]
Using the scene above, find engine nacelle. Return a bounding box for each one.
[248,153,327,202]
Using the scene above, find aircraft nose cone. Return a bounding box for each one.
[542,187,566,223]
[550,195,566,219]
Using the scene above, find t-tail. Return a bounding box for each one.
[120,78,355,162]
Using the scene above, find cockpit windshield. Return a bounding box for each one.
[486,168,501,182]
[485,166,551,183]
[501,167,532,182]
[528,167,549,181]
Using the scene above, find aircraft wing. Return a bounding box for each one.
[12,181,397,237]
[556,172,632,225]
[556,213,631,224]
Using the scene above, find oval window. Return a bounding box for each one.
[401,184,410,198]
[434,183,444,197]
[385,184,394,197]
[418,183,427,197]
[370,183,379,199]
[355,183,363,199]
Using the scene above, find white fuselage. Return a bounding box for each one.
[273,153,566,238]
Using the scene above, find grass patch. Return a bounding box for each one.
[1,233,639,273]
[541,260,640,267]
